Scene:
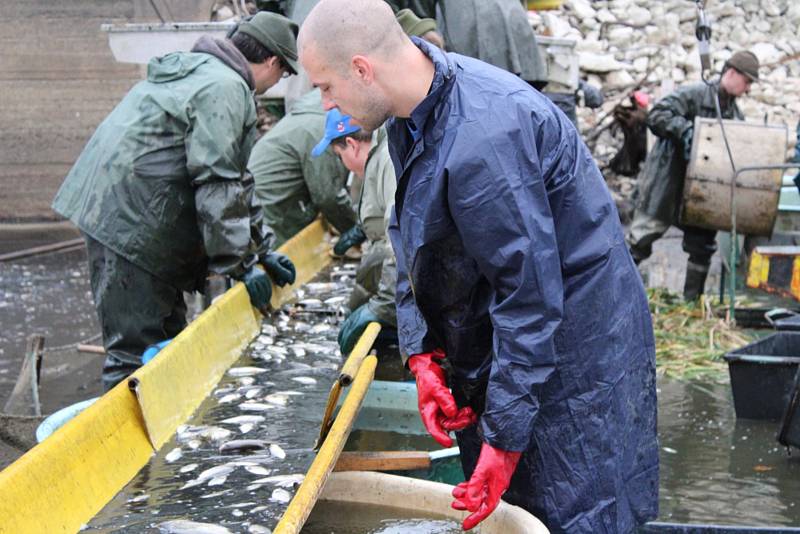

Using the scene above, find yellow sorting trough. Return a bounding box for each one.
[0,220,331,533]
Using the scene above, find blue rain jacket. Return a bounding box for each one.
[387,38,659,533]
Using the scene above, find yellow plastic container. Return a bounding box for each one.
[527,0,563,10]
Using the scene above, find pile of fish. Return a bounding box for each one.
[85,265,358,534]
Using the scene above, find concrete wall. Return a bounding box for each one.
[0,0,214,222]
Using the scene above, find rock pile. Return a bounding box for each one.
[530,0,800,214]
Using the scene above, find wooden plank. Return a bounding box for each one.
[2,336,44,417]
[333,451,432,472]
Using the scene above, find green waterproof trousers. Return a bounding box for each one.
[84,234,187,391]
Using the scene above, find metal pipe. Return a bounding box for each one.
[0,238,84,263]
[338,323,381,386]
[274,354,378,534]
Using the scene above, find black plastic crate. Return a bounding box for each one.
[778,368,800,449]
[723,332,800,420]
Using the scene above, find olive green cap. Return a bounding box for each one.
[725,50,759,81]
[395,8,437,37]
[237,12,299,74]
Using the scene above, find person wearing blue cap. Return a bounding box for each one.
[313,110,398,355]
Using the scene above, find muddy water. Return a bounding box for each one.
[303,501,462,533]
[0,247,103,411]
[657,379,800,527]
[6,251,800,530]
[85,265,364,533]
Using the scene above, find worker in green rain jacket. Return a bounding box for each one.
[312,110,398,355]
[52,13,299,390]
[628,51,757,300]
[385,0,547,88]
[249,89,355,247]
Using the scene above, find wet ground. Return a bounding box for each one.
[0,246,102,413]
[2,234,800,530]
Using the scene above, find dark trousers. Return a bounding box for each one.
[627,211,717,267]
[84,234,186,391]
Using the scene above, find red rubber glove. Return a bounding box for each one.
[451,442,522,531]
[408,350,477,447]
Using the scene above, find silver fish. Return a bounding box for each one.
[244,465,271,476]
[244,388,263,399]
[179,463,199,474]
[238,403,276,412]
[305,282,338,293]
[301,343,327,353]
[264,394,289,406]
[292,376,317,386]
[261,325,278,337]
[221,415,265,425]
[293,322,311,333]
[227,367,267,377]
[181,464,235,490]
[218,393,242,404]
[165,447,182,463]
[196,464,236,481]
[157,520,233,534]
[177,425,232,443]
[269,443,286,459]
[324,296,346,306]
[270,488,292,503]
[309,324,332,334]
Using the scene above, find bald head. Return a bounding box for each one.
[298,0,407,72]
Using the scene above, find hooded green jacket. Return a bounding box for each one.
[249,89,354,247]
[350,128,397,327]
[52,37,264,291]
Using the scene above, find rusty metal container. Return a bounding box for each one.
[680,118,787,236]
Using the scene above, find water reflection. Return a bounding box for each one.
[657,379,800,526]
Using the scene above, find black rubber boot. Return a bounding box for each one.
[683,261,710,301]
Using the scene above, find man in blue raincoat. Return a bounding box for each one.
[299,1,658,532]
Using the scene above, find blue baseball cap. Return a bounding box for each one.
[311,108,361,157]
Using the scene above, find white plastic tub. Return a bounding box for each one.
[318,471,550,533]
